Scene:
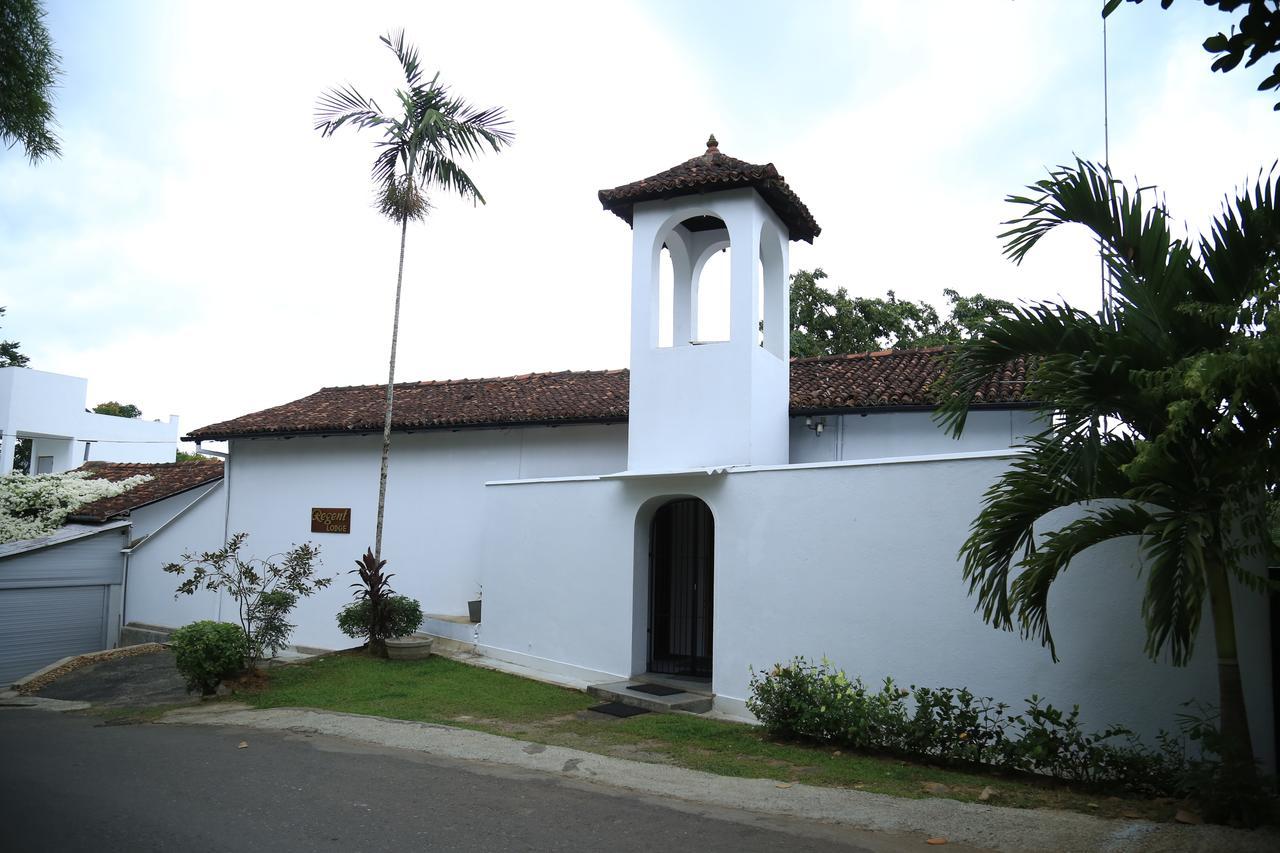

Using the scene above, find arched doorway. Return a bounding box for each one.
[648,498,714,678]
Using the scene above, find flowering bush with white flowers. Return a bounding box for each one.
[0,470,152,544]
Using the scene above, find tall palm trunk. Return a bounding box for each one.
[374,214,410,563]
[1205,552,1256,781]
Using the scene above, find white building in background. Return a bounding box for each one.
[147,138,1270,768]
[0,367,180,474]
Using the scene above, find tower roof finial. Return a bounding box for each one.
[705,133,718,153]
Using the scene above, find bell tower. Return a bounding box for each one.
[599,136,820,472]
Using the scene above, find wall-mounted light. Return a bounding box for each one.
[805,416,826,436]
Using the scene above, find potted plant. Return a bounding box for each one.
[467,583,482,624]
[339,548,428,659]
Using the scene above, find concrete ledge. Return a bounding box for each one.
[121,623,175,646]
[588,681,713,713]
[422,615,478,644]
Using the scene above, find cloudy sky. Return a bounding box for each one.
[0,1,1274,448]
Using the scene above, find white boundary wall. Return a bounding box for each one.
[479,451,1274,768]
[211,425,628,646]
[123,482,227,630]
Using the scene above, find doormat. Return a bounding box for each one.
[589,701,650,718]
[628,683,683,697]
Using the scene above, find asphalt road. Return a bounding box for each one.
[0,709,905,853]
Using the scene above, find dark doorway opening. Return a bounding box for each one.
[648,498,713,678]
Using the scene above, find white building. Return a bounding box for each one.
[166,139,1271,766]
[0,367,180,473]
[0,460,224,684]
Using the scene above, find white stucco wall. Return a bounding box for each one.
[478,453,1274,768]
[123,482,227,630]
[628,190,792,471]
[789,408,1041,464]
[0,367,179,472]
[207,424,629,648]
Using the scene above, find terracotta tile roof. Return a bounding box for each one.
[790,347,1034,412]
[186,349,1033,442]
[70,459,224,523]
[598,135,821,243]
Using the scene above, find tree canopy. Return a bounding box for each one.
[0,307,28,367]
[939,159,1279,815]
[0,0,61,162]
[1104,0,1280,110]
[93,401,142,419]
[789,269,1015,358]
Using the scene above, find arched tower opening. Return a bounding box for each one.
[598,135,820,472]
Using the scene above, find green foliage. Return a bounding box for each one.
[0,469,151,542]
[252,589,297,660]
[789,269,1014,357]
[936,160,1279,805]
[164,533,332,668]
[337,594,423,642]
[11,437,30,473]
[0,307,29,368]
[175,450,204,462]
[92,401,142,419]
[314,30,514,225]
[0,0,61,162]
[746,657,1250,806]
[248,653,590,724]
[170,620,247,695]
[347,548,395,657]
[1105,0,1280,110]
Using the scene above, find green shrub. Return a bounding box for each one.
[337,595,424,643]
[164,533,331,669]
[170,620,247,695]
[746,655,1240,803]
[250,590,298,662]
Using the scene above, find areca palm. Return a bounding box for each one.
[938,160,1279,797]
[315,31,512,568]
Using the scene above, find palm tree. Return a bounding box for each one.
[315,31,512,567]
[938,160,1278,809]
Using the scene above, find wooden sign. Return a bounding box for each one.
[311,507,351,534]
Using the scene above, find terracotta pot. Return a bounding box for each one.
[385,635,434,661]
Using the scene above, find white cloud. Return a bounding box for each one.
[2,1,1274,446]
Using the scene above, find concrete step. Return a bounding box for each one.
[120,623,174,646]
[587,680,714,714]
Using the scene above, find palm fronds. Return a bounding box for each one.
[315,29,514,222]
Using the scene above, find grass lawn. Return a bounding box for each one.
[238,652,1178,822]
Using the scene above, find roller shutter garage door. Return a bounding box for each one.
[0,585,109,684]
[0,523,126,686]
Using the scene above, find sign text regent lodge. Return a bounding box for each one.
[311,507,351,534]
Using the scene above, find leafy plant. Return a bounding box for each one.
[170,620,247,695]
[337,594,424,644]
[746,655,1267,818]
[0,469,151,543]
[251,589,298,661]
[936,160,1280,817]
[1104,0,1280,110]
[0,0,61,163]
[789,269,1015,358]
[92,401,141,418]
[164,533,331,668]
[0,306,29,367]
[348,548,396,657]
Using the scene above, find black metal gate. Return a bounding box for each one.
[648,498,713,678]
